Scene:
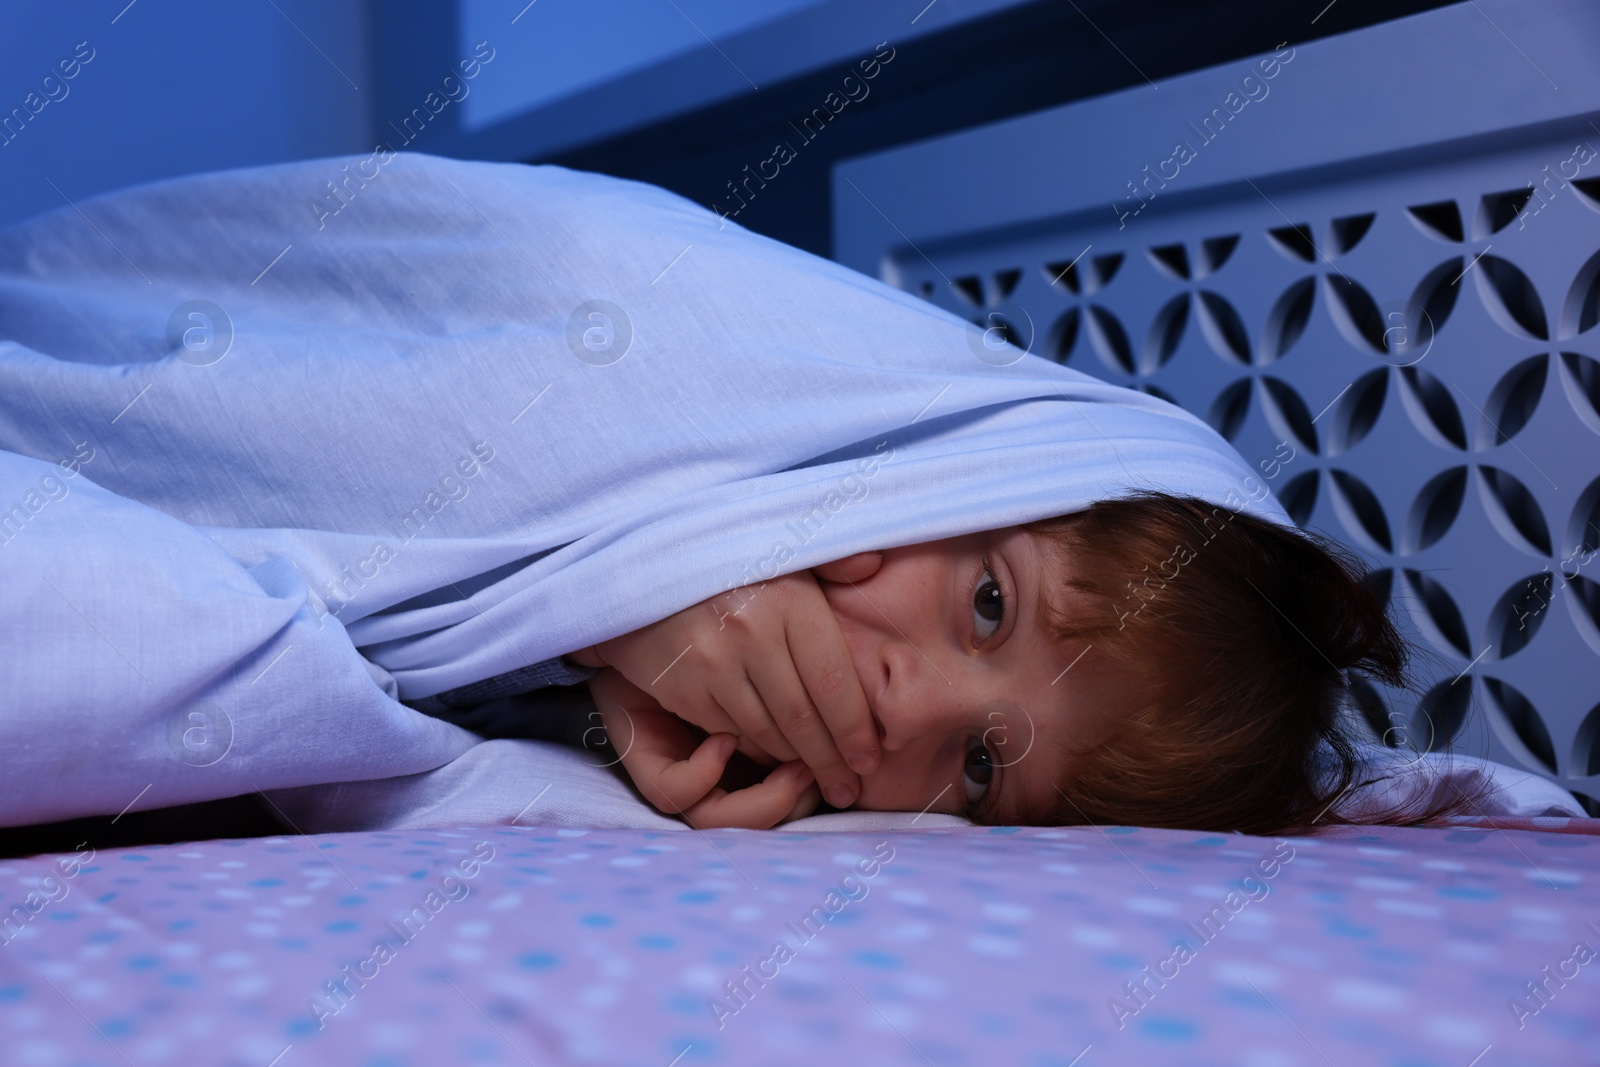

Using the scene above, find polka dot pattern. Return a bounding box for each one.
[0,820,1595,1064]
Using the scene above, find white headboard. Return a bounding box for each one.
[834,0,1600,810]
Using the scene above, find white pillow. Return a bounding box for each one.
[1328,744,1587,821]
[263,739,970,833]
[264,735,1585,835]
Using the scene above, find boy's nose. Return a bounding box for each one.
[874,640,963,752]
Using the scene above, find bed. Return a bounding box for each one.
[2,738,1591,1064]
[4,808,1597,1065]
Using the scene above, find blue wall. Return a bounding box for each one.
[457,0,831,132]
[0,0,1460,254]
[0,0,369,232]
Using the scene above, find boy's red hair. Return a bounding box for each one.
[1017,492,1488,836]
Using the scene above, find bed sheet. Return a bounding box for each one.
[2,820,1597,1066]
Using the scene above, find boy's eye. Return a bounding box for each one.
[963,736,996,805]
[972,561,1005,641]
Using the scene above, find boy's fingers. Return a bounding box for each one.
[714,676,799,764]
[747,653,860,810]
[784,595,881,778]
[784,781,823,824]
[656,693,742,745]
[810,551,883,585]
[645,733,736,815]
[685,762,817,830]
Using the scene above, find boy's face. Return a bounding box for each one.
[814,526,1122,823]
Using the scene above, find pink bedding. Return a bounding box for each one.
[2,819,1597,1065]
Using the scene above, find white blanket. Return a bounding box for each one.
[0,153,1285,827]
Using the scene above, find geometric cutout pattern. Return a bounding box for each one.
[899,126,1600,798]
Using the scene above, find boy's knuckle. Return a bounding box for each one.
[771,702,817,735]
[811,663,850,700]
[766,575,805,608]
[719,612,758,646]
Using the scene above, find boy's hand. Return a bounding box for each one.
[588,668,822,829]
[572,568,880,810]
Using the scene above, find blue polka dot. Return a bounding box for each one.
[676,890,717,904]
[987,826,1023,835]
[666,991,704,1017]
[248,878,285,888]
[1218,987,1275,1012]
[517,951,560,970]
[1137,1016,1199,1041]
[0,986,26,1002]
[1325,917,1376,939]
[1099,953,1142,970]
[579,914,614,928]
[1439,885,1498,901]
[120,854,149,863]
[638,934,677,951]
[773,981,829,1004]
[95,892,118,905]
[325,920,360,933]
[1103,826,1139,835]
[849,950,902,969]
[286,1016,321,1037]
[338,895,368,907]
[100,1017,135,1038]
[163,973,199,989]
[1190,836,1228,847]
[125,955,160,971]
[1534,836,1589,849]
[168,919,195,932]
